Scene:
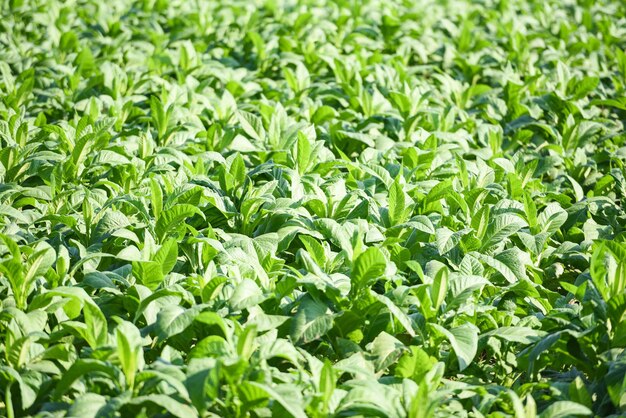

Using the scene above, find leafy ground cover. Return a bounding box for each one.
[1,0,626,416]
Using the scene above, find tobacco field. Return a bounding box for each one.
[1,0,626,416]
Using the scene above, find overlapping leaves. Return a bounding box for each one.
[1,0,626,417]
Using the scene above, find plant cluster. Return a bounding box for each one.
[1,0,626,417]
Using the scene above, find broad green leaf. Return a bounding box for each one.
[154,238,178,275]
[372,293,416,337]
[237,110,266,142]
[229,279,266,311]
[155,204,204,241]
[291,296,334,344]
[431,323,479,371]
[352,247,387,288]
[124,395,198,418]
[538,401,591,418]
[482,327,546,344]
[394,346,435,381]
[53,359,119,400]
[480,215,525,250]
[250,382,307,418]
[538,203,567,237]
[155,305,204,341]
[368,331,406,372]
[436,228,470,255]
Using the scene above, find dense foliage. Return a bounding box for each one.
[1,0,626,416]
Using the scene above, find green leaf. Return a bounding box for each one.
[538,401,591,418]
[155,204,204,241]
[475,249,527,283]
[23,244,56,283]
[523,192,538,232]
[568,76,599,100]
[312,105,337,124]
[538,203,567,237]
[155,305,204,341]
[388,180,408,226]
[133,260,164,290]
[229,279,266,311]
[299,236,327,267]
[291,295,334,344]
[150,178,163,219]
[115,320,144,388]
[295,132,311,174]
[480,215,525,250]
[153,238,178,275]
[569,377,593,409]
[352,247,387,289]
[124,395,198,418]
[431,323,479,371]
[319,360,335,413]
[237,110,266,141]
[53,359,119,400]
[394,346,435,381]
[368,331,406,372]
[372,293,416,337]
[249,382,307,418]
[482,327,545,344]
[66,393,108,418]
[237,325,258,361]
[0,366,37,409]
[431,266,449,311]
[436,227,469,255]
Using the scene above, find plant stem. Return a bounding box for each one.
[5,382,14,418]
